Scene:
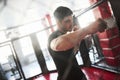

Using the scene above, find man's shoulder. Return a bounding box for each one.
[49,30,60,37]
[48,30,59,41]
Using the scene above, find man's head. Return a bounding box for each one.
[54,6,73,21]
[54,6,74,33]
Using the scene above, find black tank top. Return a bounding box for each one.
[48,30,84,80]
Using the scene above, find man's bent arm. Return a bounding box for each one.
[50,18,107,51]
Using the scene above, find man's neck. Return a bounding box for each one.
[58,29,67,34]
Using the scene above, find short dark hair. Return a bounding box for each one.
[54,6,73,21]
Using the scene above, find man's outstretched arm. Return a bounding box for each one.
[50,18,107,51]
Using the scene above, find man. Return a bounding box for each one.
[48,6,107,80]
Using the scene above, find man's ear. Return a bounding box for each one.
[56,19,62,27]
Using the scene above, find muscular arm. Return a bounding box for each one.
[50,18,107,51]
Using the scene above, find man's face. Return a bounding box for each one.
[60,15,73,32]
